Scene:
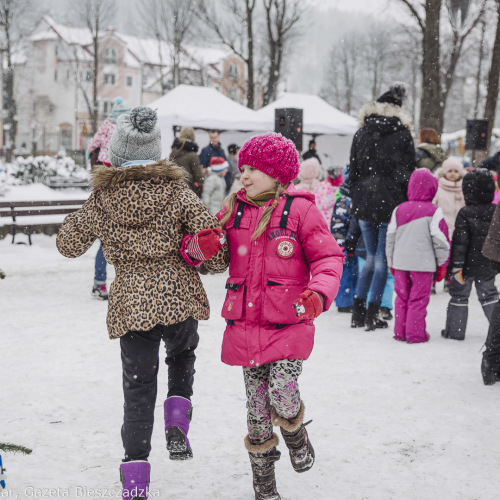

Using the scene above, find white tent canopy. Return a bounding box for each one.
[256,92,358,136]
[147,85,269,156]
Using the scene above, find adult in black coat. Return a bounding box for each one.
[482,198,500,384]
[199,130,227,169]
[349,83,417,331]
[302,139,322,164]
[479,151,500,172]
[442,168,498,341]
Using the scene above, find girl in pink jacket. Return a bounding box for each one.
[208,133,343,499]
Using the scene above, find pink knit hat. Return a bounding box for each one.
[299,158,322,181]
[442,156,464,175]
[238,132,300,185]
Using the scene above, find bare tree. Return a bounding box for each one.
[79,0,116,135]
[143,0,197,92]
[198,0,257,108]
[364,25,394,101]
[396,0,486,133]
[262,0,303,105]
[484,0,500,150]
[473,16,487,118]
[0,0,32,162]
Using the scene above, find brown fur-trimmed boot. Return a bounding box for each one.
[245,433,281,500]
[271,401,314,473]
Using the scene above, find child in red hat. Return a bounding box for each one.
[202,156,230,214]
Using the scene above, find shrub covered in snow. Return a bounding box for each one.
[6,155,89,185]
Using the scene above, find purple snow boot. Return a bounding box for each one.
[164,396,193,460]
[119,460,150,500]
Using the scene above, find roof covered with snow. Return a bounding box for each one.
[30,16,93,46]
[27,16,236,75]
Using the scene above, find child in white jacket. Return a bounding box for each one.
[202,156,229,214]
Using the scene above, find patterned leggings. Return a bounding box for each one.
[243,359,303,445]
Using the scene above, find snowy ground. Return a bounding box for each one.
[2,233,500,500]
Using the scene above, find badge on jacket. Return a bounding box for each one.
[276,239,295,259]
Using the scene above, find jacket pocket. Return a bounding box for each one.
[221,277,246,320]
[262,276,306,325]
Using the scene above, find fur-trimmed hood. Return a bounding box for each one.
[358,101,413,134]
[91,160,186,188]
[91,160,188,227]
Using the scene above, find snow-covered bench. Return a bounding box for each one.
[0,200,86,245]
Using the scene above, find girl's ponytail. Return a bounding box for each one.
[219,192,238,228]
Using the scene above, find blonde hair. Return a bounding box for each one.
[220,182,289,240]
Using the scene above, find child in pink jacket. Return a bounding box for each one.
[386,169,450,343]
[183,132,343,500]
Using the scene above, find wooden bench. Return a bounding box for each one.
[0,199,87,244]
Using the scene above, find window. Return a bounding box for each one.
[60,124,72,150]
[126,76,133,87]
[54,70,58,82]
[55,45,58,57]
[228,64,239,80]
[104,46,118,64]
[228,87,238,100]
[103,101,109,114]
[104,73,116,85]
[86,70,93,82]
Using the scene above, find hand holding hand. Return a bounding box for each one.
[292,290,324,319]
[187,228,227,262]
[435,266,447,282]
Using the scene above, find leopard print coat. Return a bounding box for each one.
[56,161,229,339]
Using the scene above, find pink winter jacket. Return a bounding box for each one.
[311,181,339,224]
[87,119,116,166]
[216,183,344,367]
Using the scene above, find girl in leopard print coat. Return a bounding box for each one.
[56,107,228,496]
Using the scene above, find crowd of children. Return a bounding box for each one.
[327,128,500,389]
[57,104,500,499]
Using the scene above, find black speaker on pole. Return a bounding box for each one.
[275,108,303,151]
[465,119,489,150]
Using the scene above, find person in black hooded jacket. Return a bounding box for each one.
[442,168,499,341]
[349,83,417,331]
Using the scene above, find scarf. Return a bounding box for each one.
[246,191,276,207]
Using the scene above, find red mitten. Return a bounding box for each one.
[187,228,227,261]
[389,267,395,276]
[435,266,447,282]
[293,290,324,319]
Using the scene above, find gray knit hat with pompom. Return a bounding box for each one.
[108,106,162,167]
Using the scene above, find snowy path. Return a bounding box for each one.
[1,235,500,500]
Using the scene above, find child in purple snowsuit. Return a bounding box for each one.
[386,169,450,343]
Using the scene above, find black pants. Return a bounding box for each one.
[484,301,500,369]
[120,317,199,461]
[445,275,498,340]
